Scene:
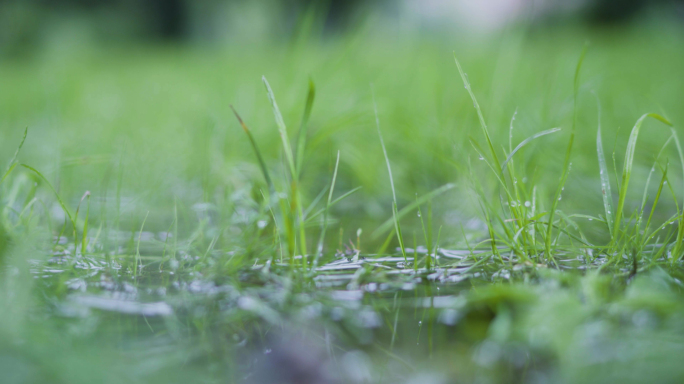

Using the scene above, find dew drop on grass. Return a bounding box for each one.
[524,201,531,207]
[417,211,421,218]
[478,156,484,161]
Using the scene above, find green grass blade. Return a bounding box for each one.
[295,78,316,178]
[135,211,150,277]
[454,54,500,167]
[74,191,91,253]
[1,127,28,186]
[305,186,363,224]
[644,162,668,242]
[230,106,274,192]
[371,183,456,240]
[544,44,587,261]
[641,135,673,212]
[612,113,673,243]
[20,164,74,226]
[595,95,615,237]
[372,86,405,259]
[314,150,340,265]
[501,127,561,172]
[667,127,684,258]
[263,76,297,178]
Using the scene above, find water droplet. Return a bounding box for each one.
[524,201,531,207]
[418,321,422,325]
[558,197,562,201]
[478,156,484,161]
[417,211,421,218]
[589,218,593,221]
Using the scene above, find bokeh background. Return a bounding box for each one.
[1,0,684,248]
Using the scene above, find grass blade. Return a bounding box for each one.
[501,127,561,172]
[371,183,456,240]
[454,54,500,166]
[612,113,673,243]
[1,127,28,186]
[295,78,316,178]
[262,76,297,177]
[372,86,406,260]
[230,106,274,192]
[595,95,615,237]
[314,150,340,266]
[20,164,74,227]
[544,44,588,262]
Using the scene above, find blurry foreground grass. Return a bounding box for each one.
[2,18,684,383]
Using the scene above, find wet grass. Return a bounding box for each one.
[2,19,684,384]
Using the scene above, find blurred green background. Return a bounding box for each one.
[1,0,684,247]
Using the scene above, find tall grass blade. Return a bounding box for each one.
[262,76,297,177]
[372,86,406,259]
[295,79,316,178]
[230,106,274,192]
[454,54,500,166]
[612,113,672,243]
[667,128,684,259]
[544,44,587,261]
[262,77,308,260]
[595,95,615,237]
[1,127,28,186]
[501,127,561,172]
[74,191,91,254]
[314,150,340,267]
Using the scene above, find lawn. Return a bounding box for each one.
[2,13,684,383]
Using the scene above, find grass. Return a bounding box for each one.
[2,14,684,384]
